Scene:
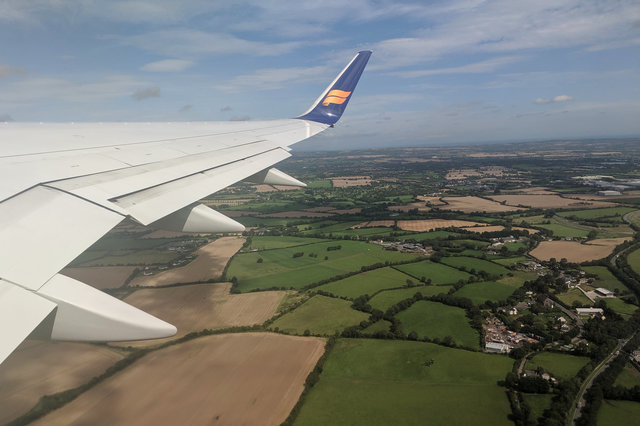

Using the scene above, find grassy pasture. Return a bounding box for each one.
[628,248,640,275]
[556,289,593,307]
[602,298,638,316]
[294,339,513,426]
[362,320,392,335]
[270,295,368,335]
[522,394,553,423]
[557,207,635,222]
[396,301,479,348]
[307,179,332,189]
[315,267,413,299]
[394,260,471,284]
[525,352,590,380]
[597,400,640,426]
[536,223,590,238]
[441,256,509,276]
[493,256,529,266]
[614,363,640,388]
[497,271,538,287]
[402,230,463,241]
[227,240,414,292]
[453,281,517,305]
[582,266,628,293]
[245,236,328,250]
[368,286,454,312]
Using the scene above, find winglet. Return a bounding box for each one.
[297,51,372,125]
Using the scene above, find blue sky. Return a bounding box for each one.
[1,0,639,149]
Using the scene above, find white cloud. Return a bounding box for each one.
[117,29,302,57]
[141,59,194,72]
[131,86,161,100]
[0,75,148,106]
[390,56,525,78]
[534,95,573,104]
[0,64,26,78]
[216,65,327,92]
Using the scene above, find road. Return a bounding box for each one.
[570,336,632,425]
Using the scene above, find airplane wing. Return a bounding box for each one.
[0,50,372,363]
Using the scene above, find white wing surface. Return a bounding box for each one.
[0,51,371,363]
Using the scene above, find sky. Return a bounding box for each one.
[1,0,639,149]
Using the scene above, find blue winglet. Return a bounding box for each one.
[297,51,372,125]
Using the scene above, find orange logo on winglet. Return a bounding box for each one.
[322,89,351,106]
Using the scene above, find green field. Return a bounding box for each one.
[453,281,517,305]
[556,289,593,307]
[536,223,590,238]
[307,179,333,189]
[629,248,640,275]
[270,295,368,335]
[245,236,328,250]
[394,260,471,284]
[362,320,392,335]
[441,256,509,276]
[602,298,639,316]
[493,256,529,266]
[396,301,479,348]
[525,352,590,380]
[368,286,453,311]
[497,271,539,287]
[227,240,415,291]
[583,266,628,293]
[294,339,513,426]
[401,231,462,241]
[613,363,640,388]
[597,400,640,426]
[72,248,180,266]
[315,267,413,299]
[299,221,363,235]
[522,394,553,423]
[557,207,636,222]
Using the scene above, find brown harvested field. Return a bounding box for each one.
[331,176,373,187]
[0,341,123,424]
[513,226,540,234]
[530,237,631,263]
[460,225,539,234]
[129,237,244,287]
[118,283,284,346]
[61,266,137,289]
[332,208,362,214]
[397,219,484,232]
[503,186,555,194]
[441,196,521,213]
[446,169,481,180]
[253,184,301,192]
[489,194,616,209]
[388,202,431,213]
[36,333,325,426]
[417,195,446,205]
[463,225,506,233]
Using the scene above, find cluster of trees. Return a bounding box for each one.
[577,332,640,426]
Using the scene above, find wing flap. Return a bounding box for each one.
[0,186,124,290]
[0,280,57,363]
[112,147,291,225]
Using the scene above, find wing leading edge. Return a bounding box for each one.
[0,51,372,363]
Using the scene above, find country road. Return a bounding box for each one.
[570,336,633,425]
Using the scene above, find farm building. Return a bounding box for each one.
[576,307,604,316]
[594,288,615,297]
[597,190,622,196]
[485,342,511,353]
